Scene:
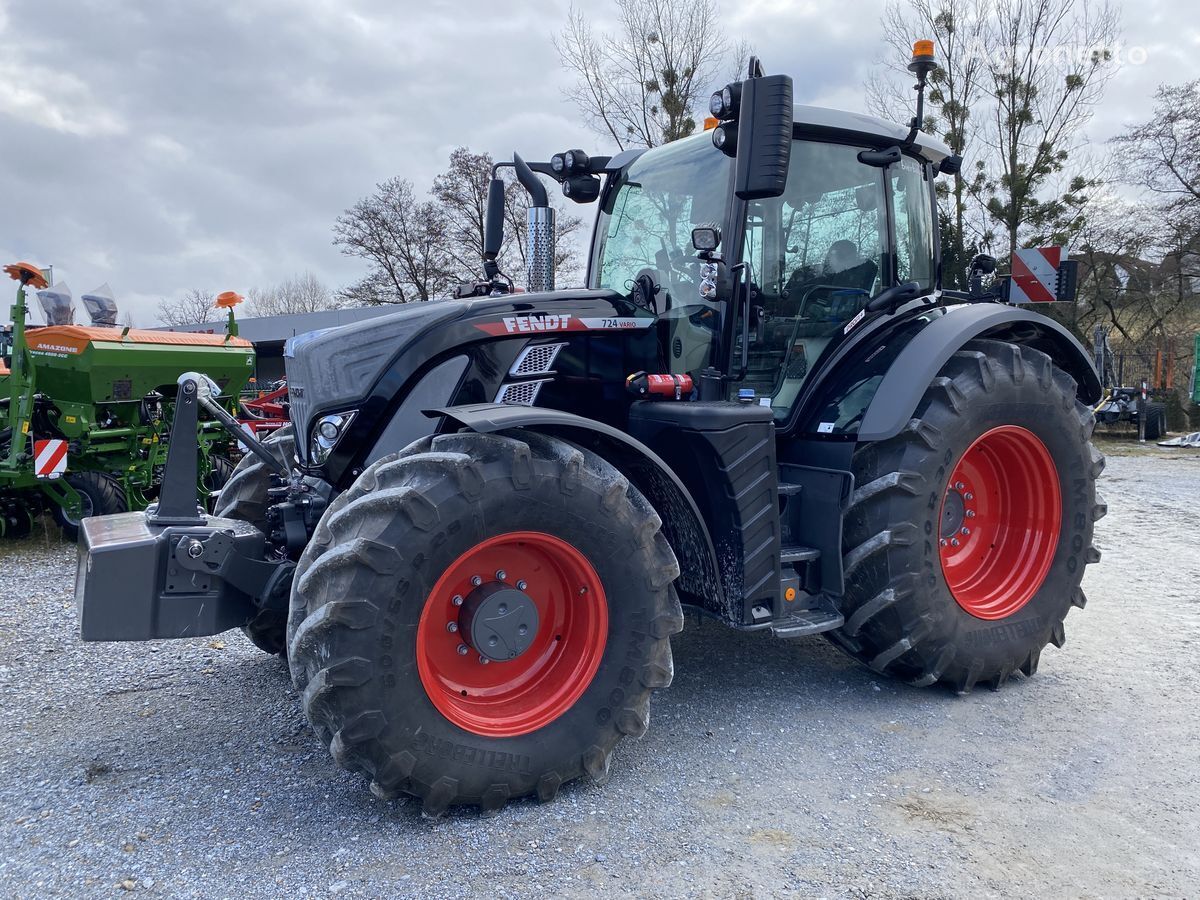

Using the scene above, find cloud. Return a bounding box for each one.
[0,0,1189,325]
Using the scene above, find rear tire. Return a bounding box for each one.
[212,427,294,655]
[52,471,128,542]
[286,430,683,814]
[828,340,1106,692]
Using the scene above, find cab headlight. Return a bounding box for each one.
[310,411,356,465]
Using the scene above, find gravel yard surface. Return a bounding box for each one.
[1,441,1198,898]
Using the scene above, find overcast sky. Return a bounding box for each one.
[1,0,1196,325]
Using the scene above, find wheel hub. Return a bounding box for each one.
[938,425,1062,620]
[939,486,967,540]
[459,581,540,662]
[415,531,608,737]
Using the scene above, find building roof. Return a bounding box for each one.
[156,305,404,345]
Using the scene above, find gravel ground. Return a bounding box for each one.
[1,440,1198,899]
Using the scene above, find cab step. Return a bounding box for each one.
[769,593,844,639]
[780,544,819,565]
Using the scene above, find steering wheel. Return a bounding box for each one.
[796,284,870,320]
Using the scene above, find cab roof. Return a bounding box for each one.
[793,105,953,164]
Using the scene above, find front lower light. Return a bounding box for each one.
[310,411,356,464]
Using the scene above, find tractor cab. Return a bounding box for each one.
[589,105,947,424]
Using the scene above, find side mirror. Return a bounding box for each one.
[733,74,793,201]
[482,177,505,279]
[692,226,721,252]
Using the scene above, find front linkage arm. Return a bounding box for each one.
[149,371,289,525]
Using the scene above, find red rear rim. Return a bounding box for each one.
[416,531,608,737]
[938,425,1062,620]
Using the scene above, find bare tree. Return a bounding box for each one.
[980,0,1121,261]
[332,178,456,303]
[1104,80,1200,380]
[1111,80,1200,237]
[870,0,993,285]
[556,0,739,149]
[156,289,216,326]
[433,147,584,285]
[1065,197,1199,403]
[246,272,338,317]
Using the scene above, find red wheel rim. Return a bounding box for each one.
[938,426,1062,620]
[416,531,608,737]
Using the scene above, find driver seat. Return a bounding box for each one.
[821,240,877,294]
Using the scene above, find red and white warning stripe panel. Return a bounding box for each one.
[1010,247,1065,304]
[34,439,68,478]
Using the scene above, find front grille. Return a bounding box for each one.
[495,379,550,406]
[510,342,566,376]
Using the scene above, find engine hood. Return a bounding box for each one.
[284,301,465,461]
[283,289,638,468]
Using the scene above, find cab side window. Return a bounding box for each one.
[890,157,935,288]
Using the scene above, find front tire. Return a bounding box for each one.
[201,454,235,510]
[828,340,1106,692]
[286,430,683,814]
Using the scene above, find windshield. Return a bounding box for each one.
[592,134,732,301]
[740,140,934,419]
[592,134,733,376]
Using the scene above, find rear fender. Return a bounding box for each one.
[435,403,726,616]
[799,304,1100,443]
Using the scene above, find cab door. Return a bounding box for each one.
[734,138,938,432]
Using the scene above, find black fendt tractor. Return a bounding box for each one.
[76,45,1106,813]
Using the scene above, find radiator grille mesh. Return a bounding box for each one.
[510,342,565,376]
[495,379,550,406]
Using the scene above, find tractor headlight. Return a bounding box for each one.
[709,82,741,120]
[309,411,356,465]
[712,123,736,155]
[565,149,585,172]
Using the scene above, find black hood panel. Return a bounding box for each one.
[284,302,465,461]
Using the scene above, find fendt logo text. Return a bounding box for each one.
[501,314,573,333]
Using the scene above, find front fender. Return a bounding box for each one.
[435,403,725,614]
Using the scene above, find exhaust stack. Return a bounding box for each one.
[526,206,556,293]
[513,153,555,293]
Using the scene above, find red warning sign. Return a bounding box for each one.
[34,439,68,478]
[1010,247,1064,304]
